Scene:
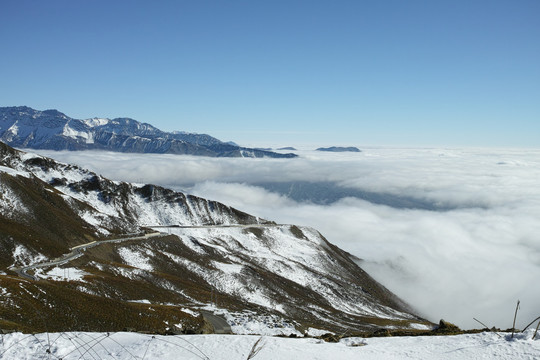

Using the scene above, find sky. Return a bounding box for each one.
[35,147,540,330]
[1,0,539,147]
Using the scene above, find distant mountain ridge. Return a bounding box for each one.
[0,106,297,158]
[316,146,361,152]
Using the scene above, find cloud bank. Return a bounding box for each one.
[34,148,540,329]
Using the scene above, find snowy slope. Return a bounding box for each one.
[1,330,539,360]
[158,226,411,320]
[0,141,261,237]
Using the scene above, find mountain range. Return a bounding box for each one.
[0,106,297,158]
[0,141,428,334]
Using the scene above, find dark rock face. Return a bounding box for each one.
[316,146,361,152]
[0,106,297,158]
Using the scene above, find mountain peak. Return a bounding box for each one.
[41,109,68,118]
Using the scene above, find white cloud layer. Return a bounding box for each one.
[33,148,540,329]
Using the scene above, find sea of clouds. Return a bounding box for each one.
[34,147,540,329]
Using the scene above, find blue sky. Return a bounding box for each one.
[1,0,539,147]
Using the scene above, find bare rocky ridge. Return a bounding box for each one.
[0,141,427,334]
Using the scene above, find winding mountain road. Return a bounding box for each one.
[201,311,232,334]
[11,224,279,281]
[10,229,237,334]
[151,223,282,229]
[11,232,166,281]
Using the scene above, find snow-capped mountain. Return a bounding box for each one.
[0,141,426,334]
[0,106,297,158]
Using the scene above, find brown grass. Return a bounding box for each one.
[0,275,205,333]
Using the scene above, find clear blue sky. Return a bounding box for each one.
[1,0,539,147]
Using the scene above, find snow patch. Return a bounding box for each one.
[34,267,88,281]
[215,309,302,336]
[340,337,367,347]
[117,247,154,272]
[0,181,30,217]
[78,211,110,235]
[0,165,31,178]
[11,245,47,267]
[62,124,91,141]
[409,323,434,330]
[306,327,334,337]
[128,299,151,304]
[83,117,110,127]
[213,261,243,274]
[181,308,199,317]
[8,123,19,135]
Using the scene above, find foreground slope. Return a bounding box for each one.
[0,106,297,158]
[0,141,425,333]
[2,330,540,360]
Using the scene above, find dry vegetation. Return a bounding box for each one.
[0,275,207,334]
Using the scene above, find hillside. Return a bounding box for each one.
[0,142,427,334]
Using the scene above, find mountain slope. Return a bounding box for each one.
[0,106,297,158]
[0,142,426,334]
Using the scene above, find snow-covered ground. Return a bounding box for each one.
[1,330,539,360]
[34,266,89,281]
